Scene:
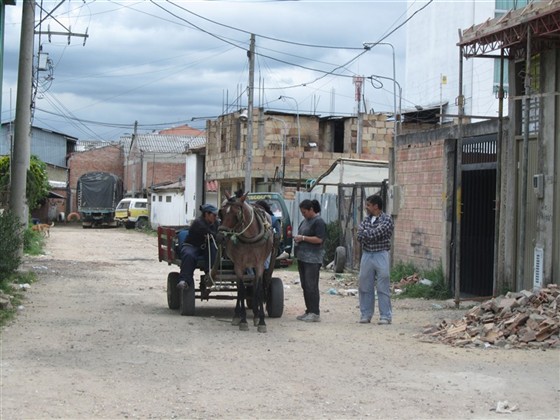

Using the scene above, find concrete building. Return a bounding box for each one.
[392,2,559,296]
[404,0,535,124]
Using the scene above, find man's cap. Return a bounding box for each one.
[200,204,218,215]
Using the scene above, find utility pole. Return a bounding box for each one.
[10,0,34,257]
[131,121,138,197]
[244,34,255,193]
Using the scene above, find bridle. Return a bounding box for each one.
[219,199,270,245]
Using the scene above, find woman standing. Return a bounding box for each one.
[294,199,326,322]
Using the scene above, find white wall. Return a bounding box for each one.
[184,154,204,224]
[150,190,186,228]
[405,1,502,121]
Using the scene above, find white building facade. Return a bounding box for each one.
[405,0,533,122]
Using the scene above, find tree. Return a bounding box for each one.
[0,155,50,210]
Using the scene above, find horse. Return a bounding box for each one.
[218,191,275,333]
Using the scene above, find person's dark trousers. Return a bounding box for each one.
[179,245,201,288]
[298,261,321,315]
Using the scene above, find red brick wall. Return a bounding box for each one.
[145,162,185,189]
[393,139,446,269]
[67,145,124,212]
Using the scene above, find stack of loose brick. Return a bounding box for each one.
[420,284,559,349]
[391,273,421,292]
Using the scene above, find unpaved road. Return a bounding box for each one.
[1,224,559,419]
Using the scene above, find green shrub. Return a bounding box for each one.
[323,221,342,266]
[0,211,23,276]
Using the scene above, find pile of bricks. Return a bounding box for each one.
[420,284,559,349]
[391,273,421,292]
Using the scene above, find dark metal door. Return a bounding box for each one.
[460,135,497,297]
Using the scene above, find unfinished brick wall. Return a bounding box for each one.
[393,138,446,269]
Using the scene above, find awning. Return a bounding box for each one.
[309,158,389,194]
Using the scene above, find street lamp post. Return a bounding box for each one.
[368,74,402,134]
[363,42,398,144]
[279,95,301,190]
[363,42,400,211]
[267,116,288,187]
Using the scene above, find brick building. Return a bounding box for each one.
[205,110,393,200]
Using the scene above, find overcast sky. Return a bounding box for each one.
[2,1,410,141]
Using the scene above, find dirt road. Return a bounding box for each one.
[1,225,558,419]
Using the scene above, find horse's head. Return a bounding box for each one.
[219,191,248,232]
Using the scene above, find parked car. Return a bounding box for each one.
[246,192,293,258]
[115,198,149,229]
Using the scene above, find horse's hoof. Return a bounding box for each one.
[239,322,249,331]
[231,316,241,326]
[257,325,267,333]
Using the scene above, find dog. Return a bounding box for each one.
[32,221,54,237]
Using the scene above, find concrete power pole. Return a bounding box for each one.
[10,0,34,256]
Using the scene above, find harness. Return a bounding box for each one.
[219,200,271,245]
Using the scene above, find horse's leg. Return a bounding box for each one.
[237,279,249,331]
[231,295,241,326]
[255,274,267,333]
[252,280,259,327]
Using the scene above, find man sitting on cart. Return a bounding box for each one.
[177,204,219,289]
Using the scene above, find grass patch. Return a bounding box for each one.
[0,271,38,327]
[24,228,45,255]
[391,261,450,300]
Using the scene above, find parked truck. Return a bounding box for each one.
[77,172,123,228]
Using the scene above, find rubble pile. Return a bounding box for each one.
[421,284,559,349]
[391,273,421,292]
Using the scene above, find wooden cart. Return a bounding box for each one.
[157,226,284,317]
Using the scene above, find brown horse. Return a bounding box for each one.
[218,191,274,332]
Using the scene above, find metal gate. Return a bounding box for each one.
[459,134,497,296]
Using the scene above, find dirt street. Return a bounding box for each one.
[1,225,559,419]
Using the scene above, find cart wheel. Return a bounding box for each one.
[334,246,346,273]
[266,277,284,318]
[180,284,195,316]
[167,272,180,309]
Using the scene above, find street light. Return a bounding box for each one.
[267,116,288,187]
[278,95,301,190]
[363,42,398,145]
[368,73,402,134]
[363,41,399,196]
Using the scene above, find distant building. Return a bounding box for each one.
[0,123,77,222]
[158,124,205,137]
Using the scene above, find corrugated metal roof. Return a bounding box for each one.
[120,134,206,154]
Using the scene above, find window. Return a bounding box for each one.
[166,196,172,203]
[493,59,509,95]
